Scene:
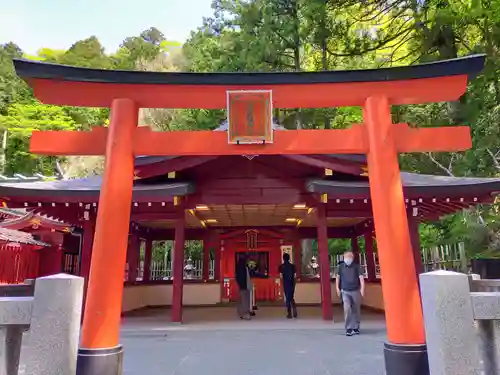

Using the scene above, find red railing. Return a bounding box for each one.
[0,243,39,284]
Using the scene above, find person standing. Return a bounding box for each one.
[235,255,252,320]
[278,252,298,319]
[335,250,365,336]
[247,257,257,316]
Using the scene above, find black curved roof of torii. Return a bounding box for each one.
[13,54,486,85]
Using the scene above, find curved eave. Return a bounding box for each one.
[0,177,195,202]
[0,228,49,247]
[307,172,500,199]
[14,55,485,85]
[13,55,486,108]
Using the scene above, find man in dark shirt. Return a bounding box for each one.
[335,250,365,336]
[278,252,298,319]
[235,255,251,320]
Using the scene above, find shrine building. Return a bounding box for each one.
[3,54,496,375]
[0,204,78,283]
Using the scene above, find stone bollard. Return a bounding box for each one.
[0,297,32,375]
[419,270,482,375]
[0,326,24,375]
[22,274,84,375]
[470,278,500,375]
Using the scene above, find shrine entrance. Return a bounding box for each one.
[221,229,287,303]
[12,55,487,375]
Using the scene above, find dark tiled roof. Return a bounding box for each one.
[0,176,194,200]
[0,227,49,246]
[307,172,500,198]
[0,208,71,231]
[0,170,498,201]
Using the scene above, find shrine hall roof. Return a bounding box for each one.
[14,55,485,85]
[0,170,498,201]
[0,177,194,200]
[307,173,500,198]
[0,227,49,246]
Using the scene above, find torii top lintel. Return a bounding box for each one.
[14,55,485,109]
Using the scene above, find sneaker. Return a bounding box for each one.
[346,329,353,336]
[353,329,360,335]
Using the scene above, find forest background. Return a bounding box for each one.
[1,0,500,260]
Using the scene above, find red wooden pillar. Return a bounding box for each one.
[364,232,377,282]
[316,204,333,321]
[407,209,424,277]
[351,236,360,263]
[143,237,153,282]
[80,216,95,317]
[293,234,302,280]
[202,232,210,282]
[364,96,426,373]
[79,98,137,372]
[127,233,140,283]
[214,232,221,282]
[171,207,185,323]
[80,216,95,282]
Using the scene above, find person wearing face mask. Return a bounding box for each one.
[335,250,365,336]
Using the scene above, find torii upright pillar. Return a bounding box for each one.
[364,96,428,375]
[77,99,138,375]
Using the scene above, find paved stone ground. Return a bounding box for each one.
[121,306,387,375]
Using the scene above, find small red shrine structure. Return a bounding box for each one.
[6,54,496,375]
[0,206,77,283]
[0,227,48,284]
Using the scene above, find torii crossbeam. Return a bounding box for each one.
[14,54,486,375]
[30,123,471,156]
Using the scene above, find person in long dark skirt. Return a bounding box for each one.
[235,255,252,320]
[278,252,298,319]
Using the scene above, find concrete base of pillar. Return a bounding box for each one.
[0,325,24,375]
[76,345,123,375]
[384,342,429,375]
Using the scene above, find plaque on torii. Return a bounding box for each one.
[227,90,273,144]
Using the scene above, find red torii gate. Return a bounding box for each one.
[14,54,485,375]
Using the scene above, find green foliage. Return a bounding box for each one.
[0,29,183,175]
[311,238,352,256]
[58,37,112,69]
[117,27,167,70]
[180,0,500,254]
[151,240,203,262]
[0,102,78,174]
[0,43,33,116]
[3,4,500,255]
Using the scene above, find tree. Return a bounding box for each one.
[118,27,167,69]
[0,103,79,175]
[4,8,500,256]
[0,43,33,116]
[57,36,112,69]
